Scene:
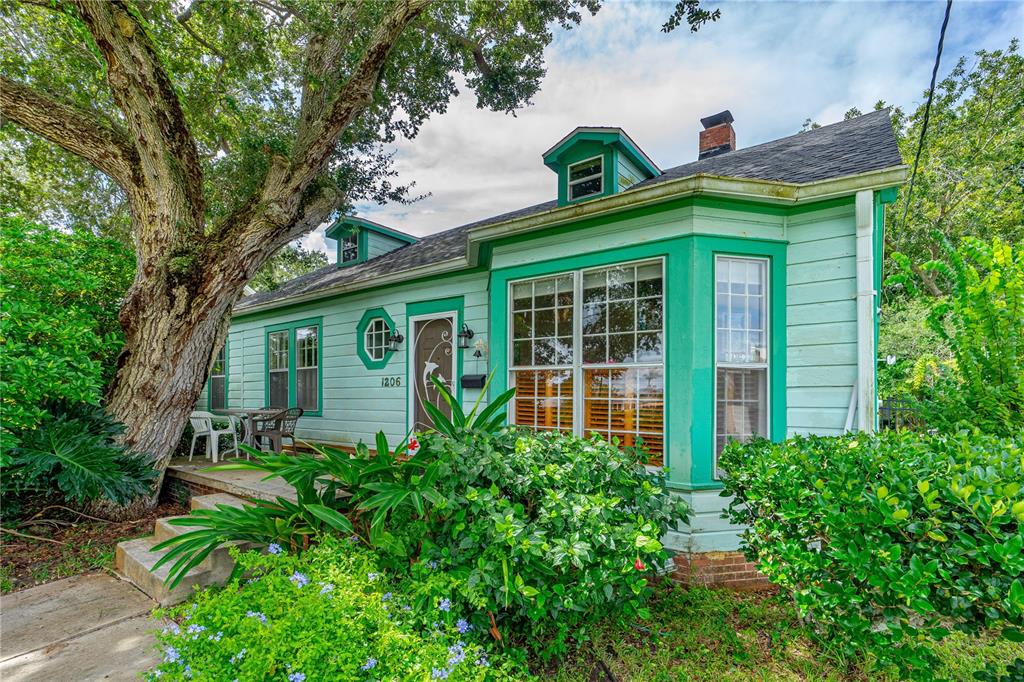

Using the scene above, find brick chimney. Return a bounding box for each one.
[698,110,736,159]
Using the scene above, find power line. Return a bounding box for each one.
[898,0,954,230]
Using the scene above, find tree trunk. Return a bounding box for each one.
[100,241,256,517]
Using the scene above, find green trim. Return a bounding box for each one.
[489,233,787,490]
[263,316,323,417]
[543,129,659,177]
[327,216,417,244]
[405,296,466,407]
[356,307,397,370]
[207,339,229,412]
[702,237,787,486]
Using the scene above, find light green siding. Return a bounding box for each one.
[616,153,645,191]
[366,231,409,260]
[221,272,489,449]
[785,201,858,436]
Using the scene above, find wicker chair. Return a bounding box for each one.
[251,408,285,452]
[253,407,303,453]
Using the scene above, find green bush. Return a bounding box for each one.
[2,403,156,511]
[155,378,688,658]
[877,298,952,399]
[418,427,688,656]
[719,430,1024,678]
[887,236,1024,435]
[147,536,520,681]
[0,215,134,449]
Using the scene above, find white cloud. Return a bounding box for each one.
[309,0,1021,256]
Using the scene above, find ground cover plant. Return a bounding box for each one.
[147,536,520,682]
[719,430,1024,680]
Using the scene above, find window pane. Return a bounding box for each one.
[297,368,317,412]
[716,258,767,364]
[583,367,664,466]
[342,234,358,263]
[296,326,318,368]
[210,376,226,410]
[569,177,601,200]
[716,368,767,455]
[511,369,573,432]
[365,318,389,361]
[269,371,288,408]
[568,158,601,181]
[509,274,573,368]
[269,331,288,370]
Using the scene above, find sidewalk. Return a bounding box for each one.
[0,572,161,681]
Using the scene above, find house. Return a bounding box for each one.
[201,109,905,569]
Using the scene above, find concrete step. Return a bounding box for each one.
[115,493,255,606]
[190,492,251,512]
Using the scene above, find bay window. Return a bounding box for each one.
[509,259,665,465]
[715,256,769,468]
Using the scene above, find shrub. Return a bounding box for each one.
[877,298,952,399]
[887,235,1024,435]
[418,427,689,656]
[1,403,156,518]
[719,430,1024,678]
[0,215,133,449]
[146,536,519,681]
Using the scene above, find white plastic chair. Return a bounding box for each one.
[188,412,240,463]
[188,411,214,461]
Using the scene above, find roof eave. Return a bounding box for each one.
[235,164,907,316]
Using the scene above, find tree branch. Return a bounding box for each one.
[0,76,140,189]
[72,0,205,231]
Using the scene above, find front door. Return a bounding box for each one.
[409,313,457,432]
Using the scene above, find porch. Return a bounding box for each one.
[165,455,297,503]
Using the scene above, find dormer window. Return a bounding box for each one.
[568,156,603,201]
[341,233,359,263]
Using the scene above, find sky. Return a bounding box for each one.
[302,0,1023,258]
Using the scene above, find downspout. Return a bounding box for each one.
[854,190,876,433]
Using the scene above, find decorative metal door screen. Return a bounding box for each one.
[411,314,456,432]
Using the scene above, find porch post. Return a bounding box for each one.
[854,190,876,433]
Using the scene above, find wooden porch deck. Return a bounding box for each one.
[165,455,297,503]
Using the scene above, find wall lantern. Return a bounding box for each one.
[457,323,475,349]
[387,328,404,352]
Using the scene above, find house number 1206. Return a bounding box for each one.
[381,376,401,387]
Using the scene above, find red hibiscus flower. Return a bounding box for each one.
[634,558,646,571]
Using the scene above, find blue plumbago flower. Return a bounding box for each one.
[151,670,163,678]
[246,610,267,624]
[163,646,181,664]
[431,667,451,680]
[448,649,466,666]
[455,619,471,634]
[207,631,223,642]
[288,673,306,682]
[381,592,392,602]
[367,572,379,582]
[475,655,490,668]
[162,623,181,635]
[319,582,334,596]
[267,543,283,555]
[361,658,377,671]
[229,649,246,664]
[402,605,412,612]
[290,572,310,588]
[427,560,438,570]
[347,534,359,543]
[183,665,193,679]
[438,598,451,612]
[186,624,206,638]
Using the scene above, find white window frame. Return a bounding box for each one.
[210,344,227,410]
[507,257,666,466]
[566,155,604,202]
[268,329,290,408]
[341,233,359,263]
[364,317,390,361]
[713,255,771,478]
[295,324,319,412]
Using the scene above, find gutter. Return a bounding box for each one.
[235,165,907,317]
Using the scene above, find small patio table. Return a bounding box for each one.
[222,408,283,449]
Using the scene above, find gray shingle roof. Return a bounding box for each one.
[237,109,902,311]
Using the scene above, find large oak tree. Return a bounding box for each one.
[1,0,716,513]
